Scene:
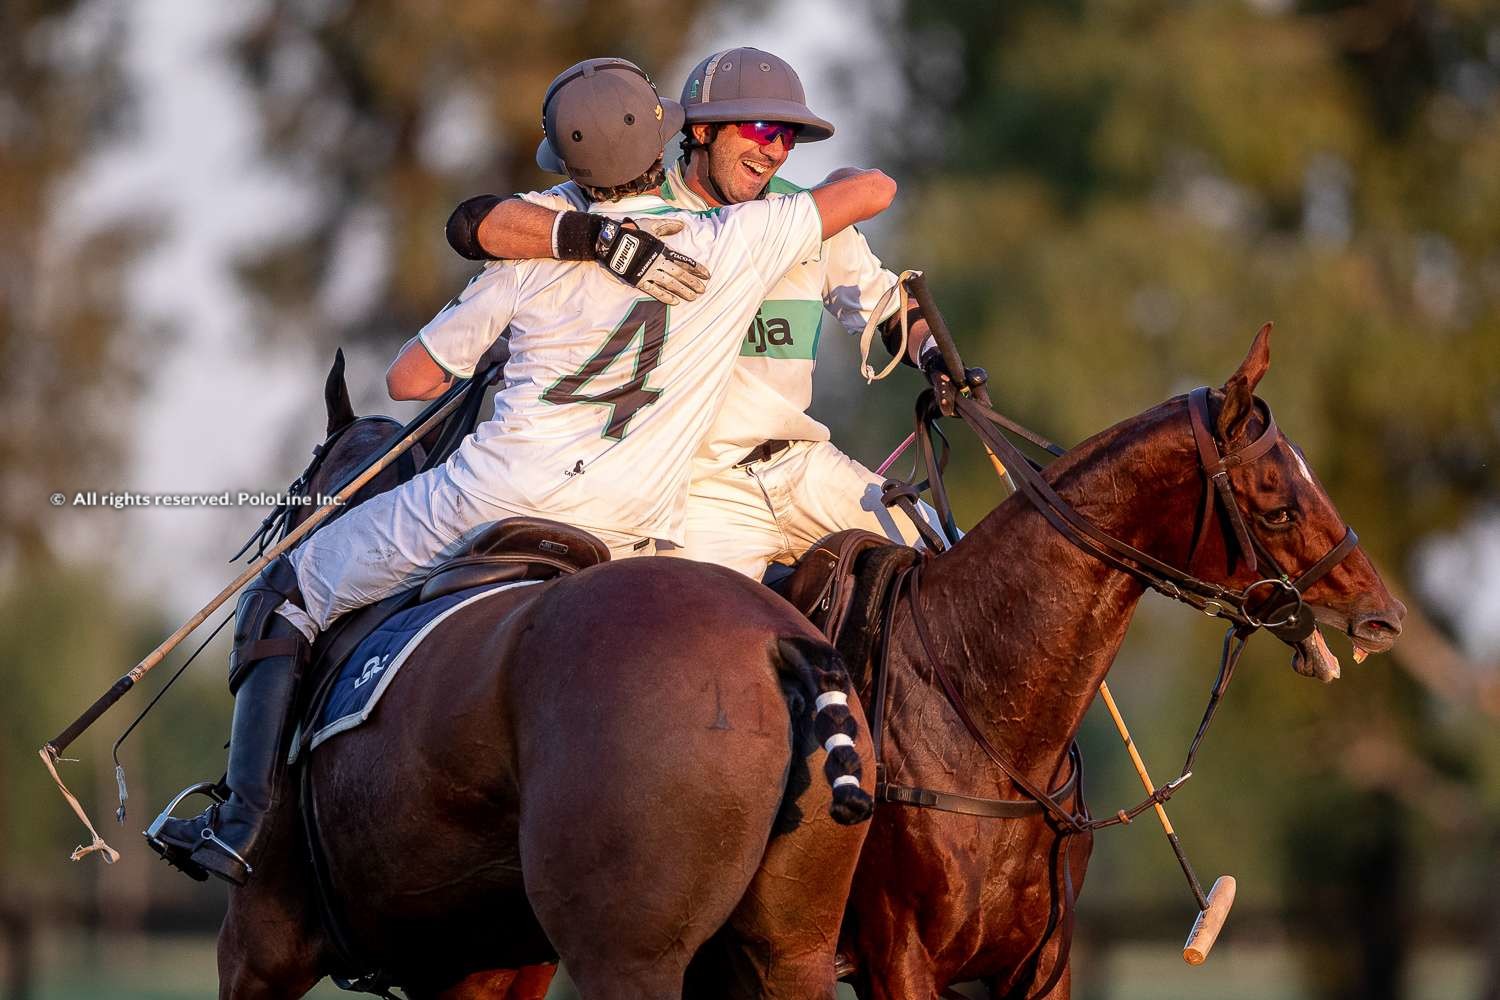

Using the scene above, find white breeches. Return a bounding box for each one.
[660,439,942,581]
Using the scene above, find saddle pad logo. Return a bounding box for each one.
[310,581,541,750]
[353,653,391,689]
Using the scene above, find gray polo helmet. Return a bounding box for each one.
[680,47,834,142]
[535,57,685,188]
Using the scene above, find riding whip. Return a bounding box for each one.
[39,364,496,862]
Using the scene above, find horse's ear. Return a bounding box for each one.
[325,348,357,436]
[1217,322,1272,444]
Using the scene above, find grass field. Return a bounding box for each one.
[14,929,1485,999]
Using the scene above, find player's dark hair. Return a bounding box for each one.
[678,123,728,163]
[578,157,667,202]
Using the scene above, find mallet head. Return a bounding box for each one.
[1182,874,1237,965]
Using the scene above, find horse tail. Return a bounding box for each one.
[774,636,874,826]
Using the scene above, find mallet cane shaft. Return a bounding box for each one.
[1097,681,1236,964]
[39,371,492,863]
[39,370,490,859]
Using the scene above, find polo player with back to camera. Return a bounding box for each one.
[147,55,897,886]
[446,46,945,582]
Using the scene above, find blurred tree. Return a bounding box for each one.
[876,1,1500,997]
[0,0,151,563]
[0,0,157,980]
[227,0,710,353]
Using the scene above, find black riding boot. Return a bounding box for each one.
[148,555,309,885]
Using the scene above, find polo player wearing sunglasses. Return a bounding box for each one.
[146,55,900,886]
[446,46,942,582]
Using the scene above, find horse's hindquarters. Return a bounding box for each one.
[509,561,809,993]
[308,558,861,997]
[309,583,558,987]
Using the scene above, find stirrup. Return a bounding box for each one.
[143,781,225,881]
[198,826,254,876]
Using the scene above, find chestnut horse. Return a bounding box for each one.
[207,359,875,1000]
[835,326,1405,998]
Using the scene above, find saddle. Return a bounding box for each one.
[299,517,610,739]
[418,517,610,602]
[773,529,920,680]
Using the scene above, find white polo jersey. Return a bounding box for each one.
[418,190,823,544]
[527,159,904,478]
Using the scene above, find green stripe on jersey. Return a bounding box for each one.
[739,300,822,359]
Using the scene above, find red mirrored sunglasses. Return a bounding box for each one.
[734,121,799,150]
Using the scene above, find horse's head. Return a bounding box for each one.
[1195,323,1404,681]
[285,350,426,532]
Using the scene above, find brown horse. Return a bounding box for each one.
[835,326,1405,998]
[208,359,876,1000]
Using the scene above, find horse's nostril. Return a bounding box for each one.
[1355,613,1403,642]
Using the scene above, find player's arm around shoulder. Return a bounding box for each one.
[809,167,897,241]
[446,187,709,305]
[447,187,587,261]
[716,168,896,282]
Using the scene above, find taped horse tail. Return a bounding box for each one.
[775,636,874,825]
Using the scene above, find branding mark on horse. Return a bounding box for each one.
[709,677,732,730]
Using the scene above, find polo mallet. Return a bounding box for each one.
[1097,682,1236,963]
[38,367,493,862]
[904,272,1236,964]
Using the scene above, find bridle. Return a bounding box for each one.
[228,365,499,565]
[230,415,413,563]
[874,382,1360,828]
[865,381,1362,1000]
[952,385,1358,651]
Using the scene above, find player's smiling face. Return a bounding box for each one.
[705,123,792,203]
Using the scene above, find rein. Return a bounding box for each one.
[230,367,500,563]
[229,416,412,563]
[861,369,1361,999]
[872,382,1358,826]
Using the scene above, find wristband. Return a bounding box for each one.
[555,211,606,261]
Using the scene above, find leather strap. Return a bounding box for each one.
[239,636,304,664]
[734,439,791,467]
[880,753,1079,819]
[904,567,1089,832]
[1186,387,1279,574]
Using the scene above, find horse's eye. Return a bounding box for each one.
[1260,507,1295,528]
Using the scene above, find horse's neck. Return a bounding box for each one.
[909,400,1202,785]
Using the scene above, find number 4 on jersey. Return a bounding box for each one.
[541,299,669,441]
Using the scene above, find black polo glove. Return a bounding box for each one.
[585,216,711,305]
